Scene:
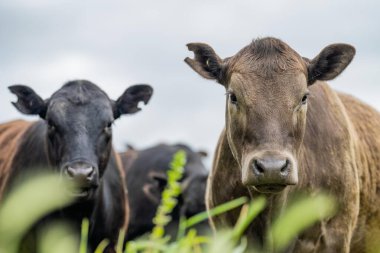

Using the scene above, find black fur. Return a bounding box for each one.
[4,80,153,252]
[185,43,223,81]
[122,143,209,240]
[8,85,47,118]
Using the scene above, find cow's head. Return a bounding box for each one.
[185,37,355,194]
[9,80,153,198]
[142,144,208,217]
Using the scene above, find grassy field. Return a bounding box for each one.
[0,151,340,253]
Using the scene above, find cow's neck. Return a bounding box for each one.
[247,187,291,249]
[88,150,127,248]
[215,129,290,249]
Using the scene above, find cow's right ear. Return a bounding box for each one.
[185,43,224,82]
[8,85,47,118]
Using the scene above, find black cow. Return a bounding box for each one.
[119,143,209,240]
[0,80,153,252]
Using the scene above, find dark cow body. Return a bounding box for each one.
[185,37,380,252]
[0,80,153,252]
[119,144,209,240]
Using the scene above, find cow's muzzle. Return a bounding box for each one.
[242,151,298,194]
[63,161,99,198]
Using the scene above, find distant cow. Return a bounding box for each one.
[119,143,209,240]
[0,80,153,252]
[185,37,380,252]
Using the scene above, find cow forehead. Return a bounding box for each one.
[224,38,307,80]
[230,71,307,102]
[47,97,113,123]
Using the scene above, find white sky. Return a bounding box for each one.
[1,0,379,166]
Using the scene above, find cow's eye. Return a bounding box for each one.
[301,93,309,105]
[228,92,238,105]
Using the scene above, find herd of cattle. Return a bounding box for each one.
[0,37,379,253]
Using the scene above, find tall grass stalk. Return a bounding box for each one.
[79,218,89,253]
[146,150,186,252]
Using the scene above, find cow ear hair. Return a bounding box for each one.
[185,43,224,83]
[8,85,47,118]
[113,84,153,119]
[142,171,167,204]
[197,150,208,158]
[151,172,167,192]
[306,43,355,85]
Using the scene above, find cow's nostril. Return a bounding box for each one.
[66,166,94,180]
[280,159,289,173]
[253,159,265,174]
[252,157,291,176]
[66,166,76,178]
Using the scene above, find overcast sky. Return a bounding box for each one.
[1,0,379,165]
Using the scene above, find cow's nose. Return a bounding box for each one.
[65,162,95,184]
[252,157,290,177]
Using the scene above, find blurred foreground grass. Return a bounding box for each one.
[0,151,341,253]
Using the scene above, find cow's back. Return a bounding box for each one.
[338,93,380,252]
[0,120,32,200]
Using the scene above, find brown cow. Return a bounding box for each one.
[0,80,153,252]
[185,37,380,252]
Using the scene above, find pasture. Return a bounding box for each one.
[0,151,341,253]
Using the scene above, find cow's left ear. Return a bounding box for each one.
[143,171,167,204]
[9,85,47,118]
[113,84,153,119]
[198,150,208,158]
[307,43,355,85]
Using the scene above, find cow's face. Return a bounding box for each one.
[181,173,208,217]
[180,147,208,217]
[141,145,208,216]
[9,80,153,198]
[185,38,355,194]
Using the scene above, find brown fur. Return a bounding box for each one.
[186,37,378,252]
[0,120,32,200]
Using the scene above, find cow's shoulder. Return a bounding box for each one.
[338,92,380,215]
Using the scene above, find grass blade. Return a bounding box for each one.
[185,197,248,229]
[79,218,89,253]
[94,239,109,253]
[268,193,337,252]
[232,196,266,242]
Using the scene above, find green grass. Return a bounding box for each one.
[0,151,351,253]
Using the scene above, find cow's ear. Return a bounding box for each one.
[151,173,167,193]
[143,171,167,204]
[198,150,208,158]
[9,85,47,118]
[185,43,224,82]
[113,84,153,119]
[307,44,355,85]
